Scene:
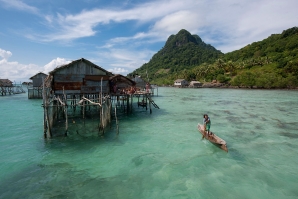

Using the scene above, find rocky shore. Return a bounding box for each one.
[163,82,298,90]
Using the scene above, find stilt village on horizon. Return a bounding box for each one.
[1,58,160,138]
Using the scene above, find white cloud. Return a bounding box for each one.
[2,0,298,79]
[18,0,296,55]
[151,10,202,35]
[0,48,12,60]
[35,0,189,42]
[0,49,71,82]
[43,57,71,73]
[94,47,155,75]
[0,0,38,14]
[0,50,41,82]
[108,67,129,74]
[81,0,298,53]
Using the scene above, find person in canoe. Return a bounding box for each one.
[203,114,212,137]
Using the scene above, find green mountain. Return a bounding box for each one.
[128,29,223,83]
[224,27,298,67]
[219,27,298,88]
[129,27,298,88]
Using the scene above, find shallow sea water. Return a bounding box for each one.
[0,87,298,199]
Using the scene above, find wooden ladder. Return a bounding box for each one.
[146,96,160,109]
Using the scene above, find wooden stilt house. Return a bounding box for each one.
[109,74,137,113]
[0,79,25,95]
[0,79,13,95]
[28,72,48,99]
[42,58,114,138]
[110,74,136,94]
[131,75,156,95]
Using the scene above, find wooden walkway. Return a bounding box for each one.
[0,85,26,96]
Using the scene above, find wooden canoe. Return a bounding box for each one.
[198,123,228,152]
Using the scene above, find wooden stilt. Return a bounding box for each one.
[137,95,140,107]
[101,79,104,135]
[83,94,85,125]
[63,87,68,136]
[126,94,129,114]
[115,107,119,135]
[43,79,52,138]
[130,94,133,113]
[145,95,148,110]
[149,95,152,114]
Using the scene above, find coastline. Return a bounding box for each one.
[160,83,298,90]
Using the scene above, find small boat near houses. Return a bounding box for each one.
[197,123,228,152]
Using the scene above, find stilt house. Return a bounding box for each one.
[28,72,48,99]
[42,58,114,138]
[0,79,13,95]
[110,74,136,94]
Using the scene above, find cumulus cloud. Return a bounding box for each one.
[43,57,71,73]
[0,49,40,82]
[0,48,71,82]
[0,48,12,60]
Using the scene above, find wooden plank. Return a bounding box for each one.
[54,74,85,82]
[81,86,109,93]
[54,90,81,94]
[85,80,109,87]
[54,82,83,90]
[85,75,110,81]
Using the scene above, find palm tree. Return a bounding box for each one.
[227,61,235,74]
[215,59,226,71]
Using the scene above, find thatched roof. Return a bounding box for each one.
[131,76,147,88]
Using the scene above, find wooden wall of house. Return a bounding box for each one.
[28,88,43,99]
[52,62,110,94]
[32,74,48,87]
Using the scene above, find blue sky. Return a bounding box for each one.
[0,0,297,82]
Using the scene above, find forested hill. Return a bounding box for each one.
[128,29,223,79]
[224,27,298,67]
[128,27,298,88]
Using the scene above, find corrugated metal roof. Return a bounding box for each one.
[0,79,13,86]
[30,72,48,80]
[49,58,113,76]
[110,74,136,86]
[174,79,186,82]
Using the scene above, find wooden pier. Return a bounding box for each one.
[0,79,26,96]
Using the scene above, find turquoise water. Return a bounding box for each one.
[0,87,298,199]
